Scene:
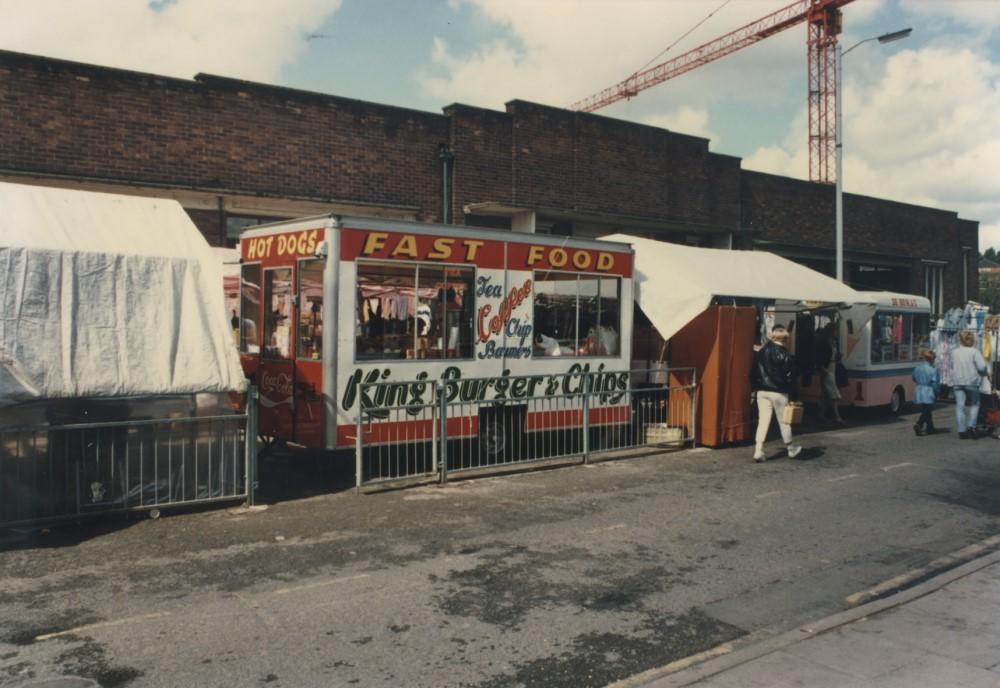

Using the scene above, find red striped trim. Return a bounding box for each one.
[336,405,629,446]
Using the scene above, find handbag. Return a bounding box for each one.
[780,402,804,425]
[835,361,848,388]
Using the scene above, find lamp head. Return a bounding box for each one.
[877,28,912,44]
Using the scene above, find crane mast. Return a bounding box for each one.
[571,0,855,184]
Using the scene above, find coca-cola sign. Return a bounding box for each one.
[261,371,293,398]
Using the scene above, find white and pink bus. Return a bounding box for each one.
[837,291,932,413]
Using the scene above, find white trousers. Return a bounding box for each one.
[755,390,794,449]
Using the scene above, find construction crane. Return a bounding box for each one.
[571,0,855,184]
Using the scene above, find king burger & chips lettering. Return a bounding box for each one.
[342,364,628,419]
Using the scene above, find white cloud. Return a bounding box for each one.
[747,43,1000,249]
[0,0,342,82]
[419,0,813,110]
[981,223,1000,251]
[900,0,1000,28]
[641,107,720,145]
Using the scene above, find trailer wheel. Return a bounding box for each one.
[477,406,525,463]
[889,386,905,415]
[479,417,506,459]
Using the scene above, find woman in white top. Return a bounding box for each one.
[949,329,989,439]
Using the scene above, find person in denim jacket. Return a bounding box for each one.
[912,348,940,436]
[949,330,989,439]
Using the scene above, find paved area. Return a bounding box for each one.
[1,406,999,687]
[632,549,1000,688]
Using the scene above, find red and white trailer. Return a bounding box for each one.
[237,216,634,454]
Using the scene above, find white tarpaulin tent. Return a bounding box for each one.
[0,183,247,406]
[599,234,875,342]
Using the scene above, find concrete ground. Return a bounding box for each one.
[1,405,999,687]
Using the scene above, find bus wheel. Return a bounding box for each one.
[889,386,905,415]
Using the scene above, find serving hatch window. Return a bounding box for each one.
[263,268,293,359]
[298,260,323,360]
[239,264,261,354]
[533,271,620,357]
[355,261,475,361]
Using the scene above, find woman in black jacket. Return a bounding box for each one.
[751,326,802,463]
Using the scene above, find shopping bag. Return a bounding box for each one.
[980,375,992,395]
[835,361,848,388]
[780,402,803,425]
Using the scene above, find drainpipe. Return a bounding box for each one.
[438,144,454,224]
[217,196,226,247]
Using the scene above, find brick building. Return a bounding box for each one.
[0,49,978,312]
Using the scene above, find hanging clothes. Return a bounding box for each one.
[892,315,904,344]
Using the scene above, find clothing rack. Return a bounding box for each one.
[929,306,998,388]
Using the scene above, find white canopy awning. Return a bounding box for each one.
[599,234,876,342]
[0,183,247,406]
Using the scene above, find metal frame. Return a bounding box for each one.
[0,388,258,529]
[354,368,698,489]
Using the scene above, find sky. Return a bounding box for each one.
[1,0,998,248]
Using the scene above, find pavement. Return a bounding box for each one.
[625,546,1000,688]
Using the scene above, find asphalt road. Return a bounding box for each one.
[2,407,999,688]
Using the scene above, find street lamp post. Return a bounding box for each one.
[835,27,912,283]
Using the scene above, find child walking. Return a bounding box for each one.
[912,348,940,436]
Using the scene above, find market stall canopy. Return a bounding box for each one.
[0,183,247,406]
[599,234,876,342]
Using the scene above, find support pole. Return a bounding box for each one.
[835,42,844,283]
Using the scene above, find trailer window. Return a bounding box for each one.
[240,264,260,354]
[579,277,620,356]
[263,268,293,360]
[533,272,621,357]
[298,260,323,360]
[356,261,475,361]
[870,311,923,364]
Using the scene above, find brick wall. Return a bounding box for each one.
[186,208,223,246]
[445,103,513,223]
[742,171,979,304]
[0,51,449,221]
[0,49,979,306]
[445,100,742,232]
[505,101,741,230]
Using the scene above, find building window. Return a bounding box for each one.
[533,271,620,357]
[355,261,475,361]
[924,263,944,315]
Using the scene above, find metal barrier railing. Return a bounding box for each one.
[0,387,258,528]
[355,368,697,489]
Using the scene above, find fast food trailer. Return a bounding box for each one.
[237,215,636,462]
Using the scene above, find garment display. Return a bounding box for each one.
[930,303,999,389]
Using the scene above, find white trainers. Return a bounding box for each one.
[786,444,802,459]
[753,451,766,463]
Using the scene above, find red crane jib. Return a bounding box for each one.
[570,0,855,113]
